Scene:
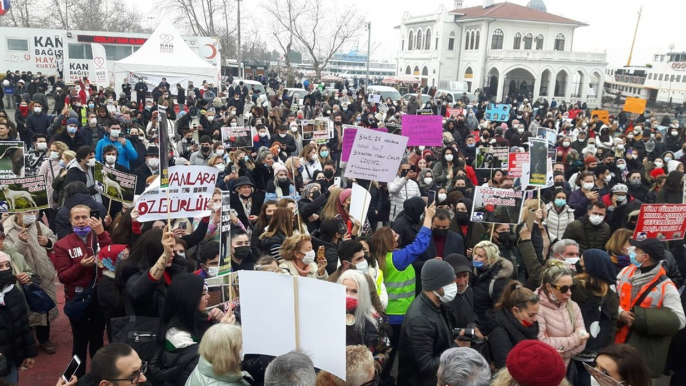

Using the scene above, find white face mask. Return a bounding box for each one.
[424,177,433,185]
[215,149,224,156]
[147,158,160,168]
[582,182,594,190]
[355,259,369,273]
[33,107,42,114]
[438,193,447,202]
[445,154,454,162]
[23,215,36,225]
[615,195,626,202]
[110,129,121,138]
[589,214,605,226]
[655,162,663,168]
[89,118,97,125]
[279,132,287,138]
[207,266,219,278]
[105,155,117,164]
[290,125,298,133]
[215,164,226,172]
[259,131,267,138]
[434,282,458,303]
[562,142,570,147]
[302,250,316,265]
[49,151,60,160]
[36,142,47,151]
[617,164,626,170]
[86,158,96,167]
[604,175,612,183]
[207,115,215,122]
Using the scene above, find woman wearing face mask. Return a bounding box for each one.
[656,170,684,204]
[601,184,632,232]
[449,197,484,257]
[433,147,459,189]
[252,124,271,151]
[546,189,575,243]
[2,211,59,354]
[278,234,327,280]
[299,143,322,185]
[416,168,437,197]
[298,183,329,233]
[487,281,541,369]
[625,171,648,201]
[471,240,519,323]
[356,236,388,309]
[265,163,300,202]
[194,240,222,278]
[536,260,588,369]
[63,145,104,205]
[568,171,598,219]
[569,249,619,385]
[317,144,332,165]
[284,156,304,193]
[148,273,235,386]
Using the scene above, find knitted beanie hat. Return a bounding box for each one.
[506,340,566,386]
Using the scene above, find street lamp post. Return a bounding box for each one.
[366,22,371,89]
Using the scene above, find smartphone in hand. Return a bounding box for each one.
[62,355,81,382]
[317,246,326,264]
[427,190,436,207]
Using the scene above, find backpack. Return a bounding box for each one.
[577,292,614,355]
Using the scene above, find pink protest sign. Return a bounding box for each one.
[342,126,387,162]
[401,115,443,146]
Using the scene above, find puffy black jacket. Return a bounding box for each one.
[398,293,455,386]
[561,216,611,253]
[148,343,199,386]
[124,263,189,318]
[0,285,38,374]
[486,308,539,369]
[472,258,514,326]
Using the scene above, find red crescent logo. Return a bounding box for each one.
[204,44,217,60]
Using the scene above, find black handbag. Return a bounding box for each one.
[111,315,159,362]
[24,282,56,313]
[63,265,97,320]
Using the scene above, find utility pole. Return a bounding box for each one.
[626,6,642,67]
[237,0,243,79]
[366,22,371,88]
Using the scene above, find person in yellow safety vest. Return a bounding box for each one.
[68,96,88,126]
[371,203,435,384]
[615,238,685,378]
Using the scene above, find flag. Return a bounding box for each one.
[90,43,110,86]
[0,0,10,16]
[158,106,170,188]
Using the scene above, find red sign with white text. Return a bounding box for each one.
[633,204,686,241]
[508,153,529,178]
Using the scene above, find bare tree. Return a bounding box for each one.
[264,0,364,81]
[61,0,144,32]
[0,0,48,27]
[263,0,306,87]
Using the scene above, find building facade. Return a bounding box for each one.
[396,1,607,107]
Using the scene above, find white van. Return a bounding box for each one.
[233,79,266,95]
[436,89,477,104]
[367,85,402,102]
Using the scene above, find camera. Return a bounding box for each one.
[452,328,475,340]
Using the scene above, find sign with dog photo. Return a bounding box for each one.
[0,175,49,213]
[0,141,25,179]
[94,162,138,205]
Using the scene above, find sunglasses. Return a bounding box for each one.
[550,284,576,293]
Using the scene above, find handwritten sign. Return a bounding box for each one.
[623,97,647,114]
[368,94,381,104]
[401,115,442,146]
[341,126,388,162]
[485,103,510,122]
[345,130,409,183]
[633,204,686,241]
[470,186,524,224]
[591,109,610,125]
[508,152,529,178]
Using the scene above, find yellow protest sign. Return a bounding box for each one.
[591,110,610,125]
[623,97,647,114]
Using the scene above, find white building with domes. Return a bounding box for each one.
[395,0,607,107]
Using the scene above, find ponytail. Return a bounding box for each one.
[495,280,538,310]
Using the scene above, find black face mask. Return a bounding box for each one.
[213,135,221,141]
[455,211,470,225]
[497,231,513,245]
[202,146,211,153]
[554,181,565,187]
[433,228,448,238]
[0,270,16,288]
[233,246,251,261]
[311,190,321,200]
[323,170,334,179]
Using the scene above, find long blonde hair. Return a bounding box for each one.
[320,187,343,220]
[473,240,500,267]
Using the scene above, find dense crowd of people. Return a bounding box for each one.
[0,68,684,386]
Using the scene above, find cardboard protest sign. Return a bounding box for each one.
[536,127,558,149]
[345,130,409,183]
[0,176,49,213]
[446,108,464,118]
[239,271,346,380]
[474,146,509,169]
[218,191,232,276]
[591,110,610,125]
[470,186,524,224]
[301,119,332,141]
[485,103,510,122]
[221,126,252,149]
[349,183,371,224]
[527,139,549,187]
[623,97,647,114]
[508,152,529,178]
[135,165,218,222]
[633,204,686,241]
[368,94,381,104]
[342,126,390,162]
[0,142,25,179]
[401,115,443,146]
[94,162,137,204]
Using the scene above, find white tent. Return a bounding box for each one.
[113,19,219,98]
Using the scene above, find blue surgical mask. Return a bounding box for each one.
[467,144,475,148]
[244,155,250,162]
[554,198,567,207]
[473,260,485,268]
[629,250,642,267]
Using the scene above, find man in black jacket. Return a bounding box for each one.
[133,146,160,194]
[134,80,148,109]
[444,254,480,330]
[398,259,460,386]
[269,125,297,155]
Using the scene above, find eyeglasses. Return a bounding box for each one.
[551,284,576,293]
[360,370,379,386]
[107,361,147,384]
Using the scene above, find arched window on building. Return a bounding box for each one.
[535,34,544,50]
[513,32,521,49]
[491,29,504,49]
[524,33,533,50]
[408,30,414,50]
[448,31,455,50]
[554,33,565,51]
[425,28,432,50]
[470,32,475,50]
[474,30,480,50]
[416,29,423,50]
[405,66,411,74]
[465,31,471,50]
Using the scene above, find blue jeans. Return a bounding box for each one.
[3,365,18,384]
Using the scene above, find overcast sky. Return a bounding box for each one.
[131,0,683,68]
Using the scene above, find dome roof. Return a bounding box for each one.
[527,0,547,12]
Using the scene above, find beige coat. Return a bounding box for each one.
[3,216,58,326]
[279,260,328,280]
